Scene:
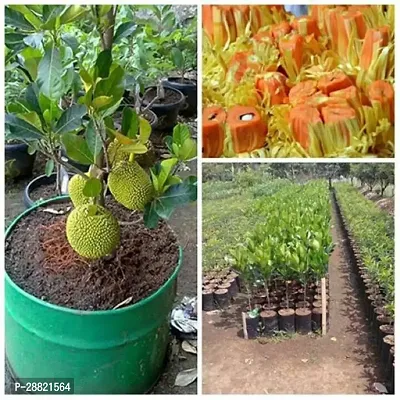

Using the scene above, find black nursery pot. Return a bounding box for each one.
[5,142,36,178]
[244,313,259,339]
[142,86,185,133]
[214,288,231,309]
[278,308,295,333]
[260,310,278,336]
[295,308,312,334]
[24,173,72,209]
[162,77,197,117]
[202,289,216,311]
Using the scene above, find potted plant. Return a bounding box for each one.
[163,46,197,117]
[230,244,260,339]
[141,79,185,133]
[5,50,197,394]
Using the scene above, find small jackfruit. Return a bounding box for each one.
[68,174,91,207]
[66,204,120,259]
[108,161,154,210]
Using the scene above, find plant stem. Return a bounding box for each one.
[265,282,270,308]
[285,280,289,309]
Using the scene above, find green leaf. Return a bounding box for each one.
[121,108,139,138]
[60,5,87,24]
[171,47,184,69]
[5,33,27,51]
[143,201,160,229]
[178,138,197,160]
[95,50,112,79]
[139,117,152,143]
[152,180,197,220]
[83,178,102,198]
[20,47,43,81]
[119,143,148,154]
[113,22,137,43]
[7,5,42,30]
[61,34,79,53]
[92,96,113,110]
[42,5,65,30]
[85,120,102,157]
[16,111,42,128]
[5,7,34,31]
[94,65,125,98]
[158,158,178,191]
[61,132,93,165]
[45,159,54,177]
[55,104,86,134]
[172,123,191,145]
[23,33,44,49]
[37,45,63,100]
[5,114,43,141]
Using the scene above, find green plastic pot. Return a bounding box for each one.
[5,197,183,394]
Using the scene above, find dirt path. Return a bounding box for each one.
[202,202,383,394]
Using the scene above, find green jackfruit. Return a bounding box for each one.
[68,174,91,207]
[66,204,120,259]
[108,161,154,210]
[107,139,156,168]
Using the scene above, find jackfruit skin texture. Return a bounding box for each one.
[108,161,154,211]
[66,204,120,259]
[107,139,156,168]
[68,174,91,207]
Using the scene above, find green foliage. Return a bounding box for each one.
[335,183,394,317]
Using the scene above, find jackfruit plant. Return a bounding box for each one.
[229,181,333,307]
[6,50,197,259]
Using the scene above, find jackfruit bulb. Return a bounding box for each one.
[66,204,120,259]
[108,161,154,210]
[68,173,91,207]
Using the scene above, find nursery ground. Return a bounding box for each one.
[202,203,385,394]
[4,159,197,395]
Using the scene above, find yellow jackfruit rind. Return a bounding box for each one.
[66,204,120,259]
[68,174,91,207]
[108,161,154,211]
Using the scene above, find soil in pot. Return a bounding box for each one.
[260,310,278,336]
[142,87,184,133]
[163,77,197,117]
[295,308,312,334]
[278,308,295,333]
[202,289,215,311]
[5,199,179,311]
[214,288,231,309]
[29,181,60,203]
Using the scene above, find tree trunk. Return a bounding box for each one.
[101,7,117,50]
